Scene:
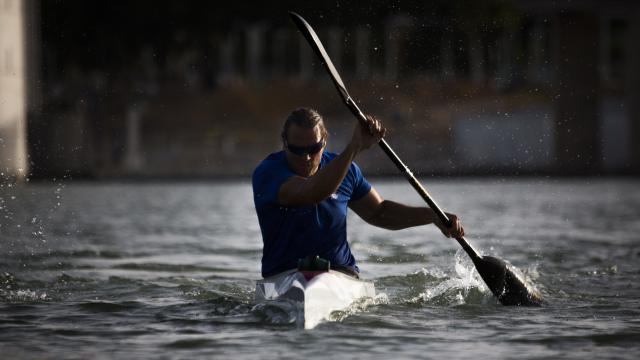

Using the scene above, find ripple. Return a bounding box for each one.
[164,337,216,349]
[76,300,142,313]
[111,262,228,273]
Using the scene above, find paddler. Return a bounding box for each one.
[252,108,465,278]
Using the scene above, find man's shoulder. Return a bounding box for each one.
[252,151,294,193]
[262,150,286,164]
[254,151,286,174]
[252,151,294,205]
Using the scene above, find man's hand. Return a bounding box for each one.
[435,213,465,238]
[349,114,386,154]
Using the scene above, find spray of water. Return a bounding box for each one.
[410,249,493,306]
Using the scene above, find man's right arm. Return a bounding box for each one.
[278,116,385,207]
[278,142,359,206]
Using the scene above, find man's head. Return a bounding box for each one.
[281,108,328,177]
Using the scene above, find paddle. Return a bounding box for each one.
[289,11,543,306]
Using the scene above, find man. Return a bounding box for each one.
[252,108,464,278]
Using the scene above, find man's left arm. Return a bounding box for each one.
[348,188,465,238]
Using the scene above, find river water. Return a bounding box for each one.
[1,178,639,359]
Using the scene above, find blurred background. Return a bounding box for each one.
[1,0,639,180]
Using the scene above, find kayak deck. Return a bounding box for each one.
[255,269,375,329]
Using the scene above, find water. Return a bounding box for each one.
[1,178,639,359]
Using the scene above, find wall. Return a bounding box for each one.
[0,0,27,181]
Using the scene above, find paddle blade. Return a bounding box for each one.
[473,256,543,306]
[288,11,351,102]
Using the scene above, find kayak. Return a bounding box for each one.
[255,269,376,329]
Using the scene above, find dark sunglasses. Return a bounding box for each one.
[285,139,325,156]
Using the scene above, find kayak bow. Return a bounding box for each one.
[255,270,375,329]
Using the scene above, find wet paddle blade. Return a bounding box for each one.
[289,11,351,102]
[473,255,543,306]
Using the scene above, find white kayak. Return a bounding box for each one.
[255,269,376,329]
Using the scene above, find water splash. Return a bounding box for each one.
[410,250,492,306]
[0,273,49,302]
[0,289,49,302]
[330,292,388,323]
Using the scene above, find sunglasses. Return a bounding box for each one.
[285,139,325,156]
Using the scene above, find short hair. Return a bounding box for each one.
[281,107,328,143]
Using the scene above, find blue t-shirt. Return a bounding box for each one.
[252,151,372,278]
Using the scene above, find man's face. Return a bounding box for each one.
[284,123,325,177]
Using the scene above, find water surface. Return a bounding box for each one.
[1,178,639,359]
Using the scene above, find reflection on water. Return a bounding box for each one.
[1,179,640,358]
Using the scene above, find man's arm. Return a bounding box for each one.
[278,142,359,206]
[278,116,385,206]
[349,188,465,238]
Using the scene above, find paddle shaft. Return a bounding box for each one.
[344,98,481,262]
[289,12,545,306]
[287,11,482,263]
